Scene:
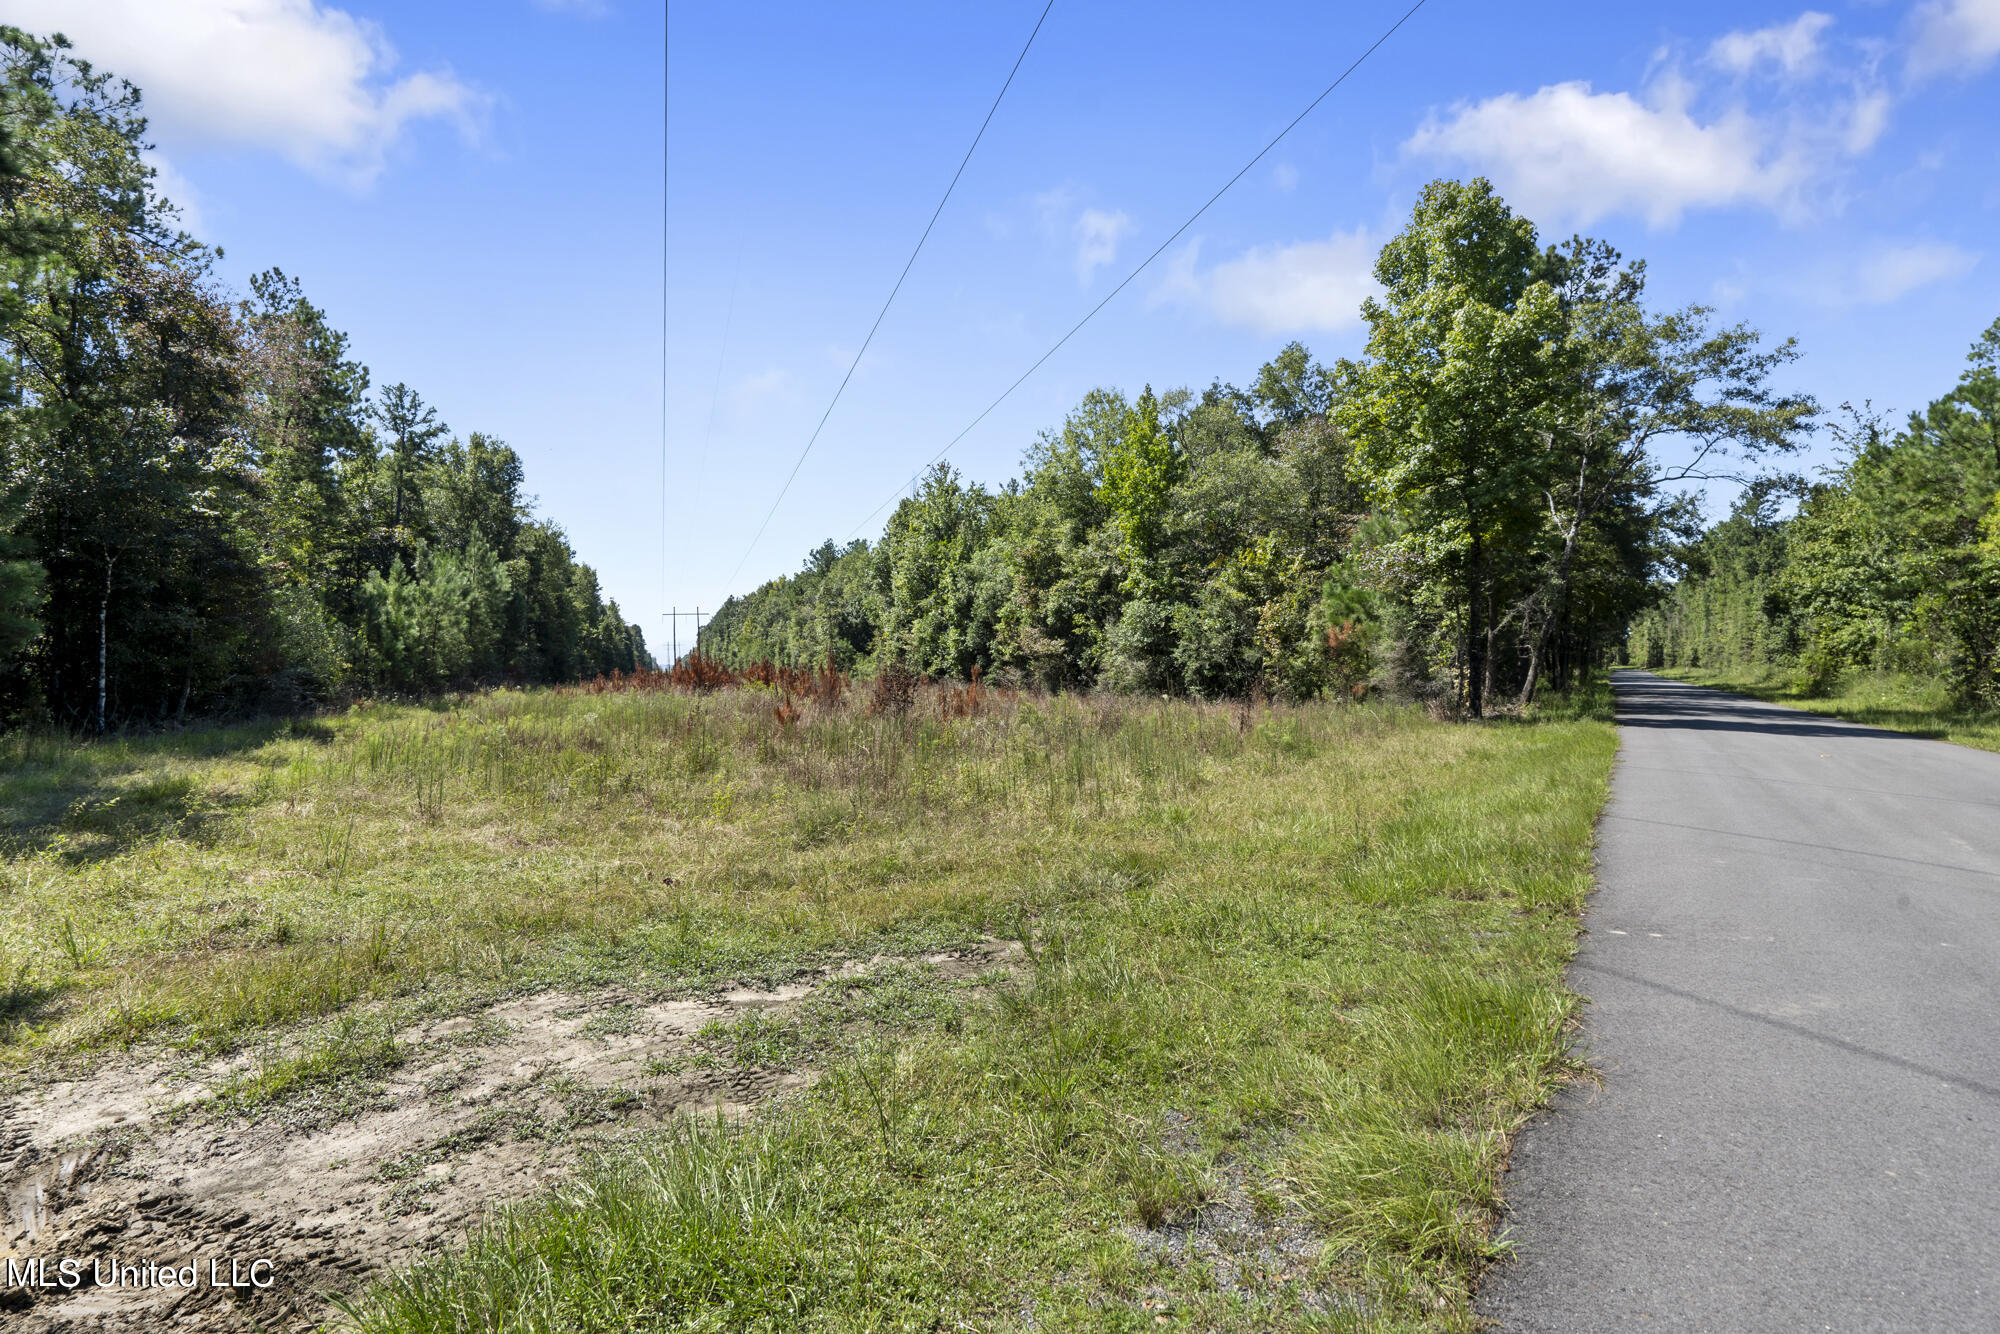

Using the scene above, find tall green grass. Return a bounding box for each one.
[0,682,1616,1328]
[328,685,1611,1331]
[0,687,1469,1055]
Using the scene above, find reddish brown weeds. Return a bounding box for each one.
[574,652,849,700]
[940,664,984,719]
[760,656,848,704]
[868,662,922,717]
[570,653,739,694]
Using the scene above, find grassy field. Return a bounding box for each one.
[1,677,1616,1332]
[1649,666,2000,754]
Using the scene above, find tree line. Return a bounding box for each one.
[0,30,650,729]
[1629,319,2000,705]
[706,179,1816,715]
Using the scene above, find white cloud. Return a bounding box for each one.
[1907,0,2000,77]
[1404,7,1937,231]
[1072,208,1132,284]
[1852,241,1979,303]
[1271,162,1300,192]
[13,0,483,185]
[1157,230,1378,336]
[1405,79,1805,228]
[1709,12,1835,76]
[1843,89,1893,154]
[1030,190,1135,283]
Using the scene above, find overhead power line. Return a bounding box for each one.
[844,0,1431,543]
[672,1,680,636]
[726,0,1058,587]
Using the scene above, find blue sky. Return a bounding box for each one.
[19,0,2000,653]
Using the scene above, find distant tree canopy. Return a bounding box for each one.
[24,28,1978,724]
[0,29,649,727]
[707,182,1815,715]
[1630,318,2000,706]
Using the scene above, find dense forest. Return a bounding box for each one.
[1629,319,2000,705]
[13,25,1986,730]
[0,30,650,730]
[704,180,1818,714]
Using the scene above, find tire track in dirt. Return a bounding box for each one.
[2,941,1020,1330]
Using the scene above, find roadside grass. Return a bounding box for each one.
[1649,665,2000,754]
[0,681,1615,1328]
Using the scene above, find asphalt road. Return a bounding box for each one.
[1476,670,2000,1333]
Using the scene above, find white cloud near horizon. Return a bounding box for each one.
[11,0,484,186]
[1402,10,1935,230]
[1709,12,1834,76]
[1157,230,1378,336]
[1405,78,1806,228]
[1852,241,1979,304]
[1907,0,2000,78]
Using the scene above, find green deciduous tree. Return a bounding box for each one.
[1336,178,1566,715]
[1097,387,1183,598]
[875,464,1004,678]
[1503,236,1814,701]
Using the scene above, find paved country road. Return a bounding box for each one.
[1477,670,2000,1333]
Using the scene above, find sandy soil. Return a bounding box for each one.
[1,941,1018,1331]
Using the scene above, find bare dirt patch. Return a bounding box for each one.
[1,940,1020,1331]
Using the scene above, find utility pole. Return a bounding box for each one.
[661,607,709,665]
